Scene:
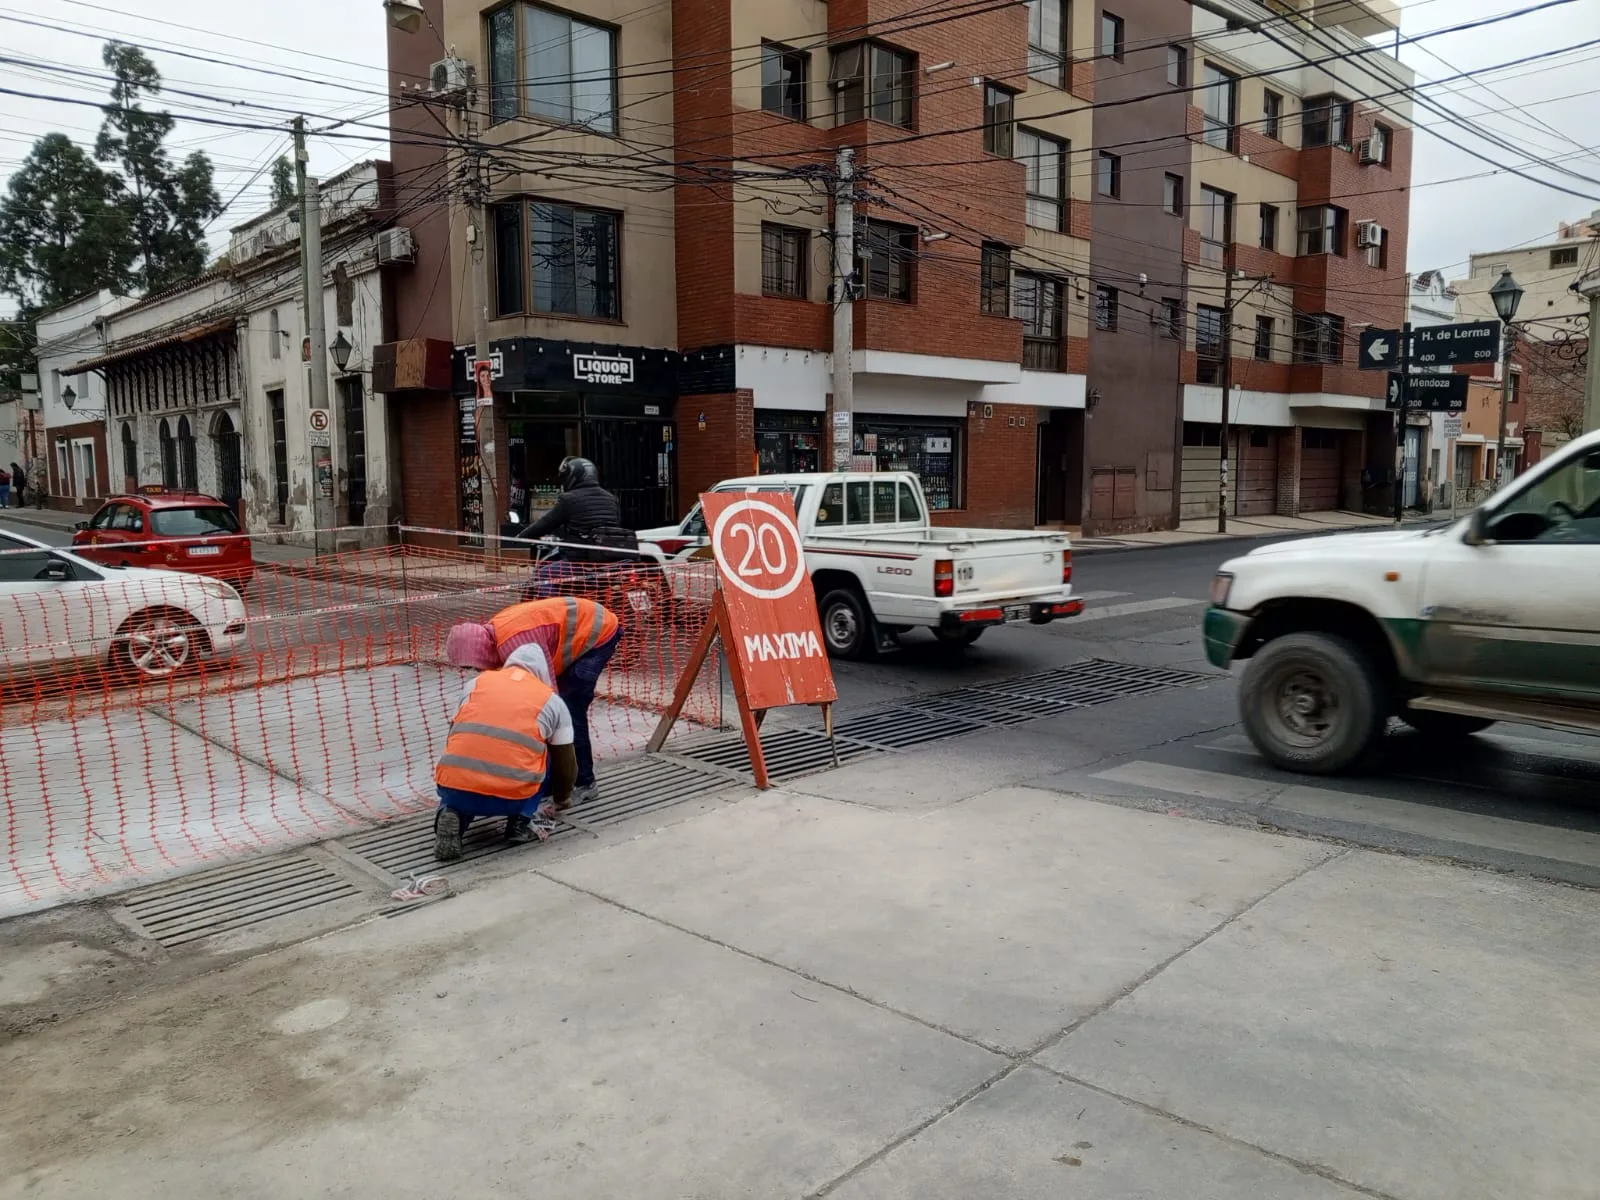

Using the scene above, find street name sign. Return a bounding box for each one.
[1386,372,1468,412]
[1410,321,1502,367]
[1359,328,1399,370]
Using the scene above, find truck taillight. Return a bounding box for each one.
[1062,549,1072,585]
[934,559,953,598]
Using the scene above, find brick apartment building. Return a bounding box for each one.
[381,0,1412,537]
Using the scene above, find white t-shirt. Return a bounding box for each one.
[454,674,575,747]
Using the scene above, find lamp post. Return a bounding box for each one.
[329,331,353,373]
[61,384,76,410]
[1489,269,1524,489]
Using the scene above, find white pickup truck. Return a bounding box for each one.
[1204,428,1600,774]
[638,472,1082,657]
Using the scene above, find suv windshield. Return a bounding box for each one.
[151,506,241,537]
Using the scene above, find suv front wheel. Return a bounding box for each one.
[1240,632,1387,775]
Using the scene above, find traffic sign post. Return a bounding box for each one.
[648,490,838,788]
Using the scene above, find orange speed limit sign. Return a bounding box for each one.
[702,490,836,711]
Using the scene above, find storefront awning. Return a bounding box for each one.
[62,318,237,376]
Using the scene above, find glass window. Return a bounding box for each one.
[1293,313,1345,364]
[488,3,616,132]
[761,42,808,121]
[1015,273,1063,369]
[1487,447,1600,544]
[1297,205,1346,256]
[682,505,707,537]
[492,202,525,316]
[88,503,116,530]
[761,224,808,298]
[983,83,1014,156]
[854,422,961,511]
[1259,203,1278,251]
[1100,12,1124,60]
[1302,95,1350,148]
[830,42,913,128]
[870,480,899,522]
[0,535,55,583]
[1016,129,1066,231]
[846,481,871,523]
[1097,151,1120,198]
[1164,173,1183,215]
[1551,246,1579,268]
[1027,0,1067,87]
[1161,297,1182,339]
[487,6,518,123]
[1196,304,1224,384]
[1167,44,1187,87]
[980,243,1011,315]
[151,505,242,536]
[1200,186,1233,265]
[530,202,621,319]
[1202,63,1237,150]
[816,483,844,527]
[1254,315,1274,360]
[898,482,923,522]
[1262,89,1282,140]
[1095,284,1118,331]
[862,220,916,301]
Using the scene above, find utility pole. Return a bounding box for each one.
[1216,267,1235,534]
[831,146,856,472]
[1395,320,1410,524]
[296,118,336,554]
[1494,324,1516,490]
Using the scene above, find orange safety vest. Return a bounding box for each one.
[434,666,558,800]
[490,596,620,675]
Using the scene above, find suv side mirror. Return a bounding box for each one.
[1463,507,1490,546]
[72,521,89,532]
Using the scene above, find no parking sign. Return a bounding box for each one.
[704,491,836,712]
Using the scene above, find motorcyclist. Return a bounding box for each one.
[523,456,623,547]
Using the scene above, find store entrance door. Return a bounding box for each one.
[587,416,675,528]
[1036,411,1083,525]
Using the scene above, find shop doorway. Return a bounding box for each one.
[1036,410,1083,525]
[587,416,674,528]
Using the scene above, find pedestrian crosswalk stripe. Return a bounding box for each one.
[1073,590,1132,602]
[1068,597,1205,624]
[1092,760,1600,870]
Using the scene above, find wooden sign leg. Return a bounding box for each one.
[647,607,718,754]
[715,593,772,789]
[823,702,839,768]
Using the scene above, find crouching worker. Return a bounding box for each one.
[433,640,577,862]
[451,596,621,807]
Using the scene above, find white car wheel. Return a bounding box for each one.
[119,611,201,679]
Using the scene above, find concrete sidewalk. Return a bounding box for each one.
[2,762,1596,1198]
[1073,509,1448,553]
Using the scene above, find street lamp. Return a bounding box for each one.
[1489,269,1524,489]
[329,331,353,373]
[61,384,75,410]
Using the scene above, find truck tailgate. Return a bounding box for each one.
[950,541,1065,601]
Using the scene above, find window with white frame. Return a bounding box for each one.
[1017,129,1066,231]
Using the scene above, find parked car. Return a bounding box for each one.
[1203,428,1600,774]
[0,529,249,683]
[637,472,1082,658]
[71,490,253,589]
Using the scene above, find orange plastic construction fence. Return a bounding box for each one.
[0,531,721,916]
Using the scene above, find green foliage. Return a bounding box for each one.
[0,133,130,314]
[270,156,298,213]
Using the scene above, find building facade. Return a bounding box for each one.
[34,292,135,511]
[384,0,1411,536]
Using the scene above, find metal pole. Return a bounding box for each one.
[1494,323,1515,489]
[299,152,336,555]
[1584,286,1600,434]
[458,101,498,555]
[1394,321,1410,525]
[831,146,855,471]
[1217,267,1235,534]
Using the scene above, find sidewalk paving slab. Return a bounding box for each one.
[0,872,1002,1199]
[543,787,1332,1053]
[1041,849,1600,1200]
[829,1064,1363,1199]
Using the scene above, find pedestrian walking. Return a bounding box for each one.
[8,462,22,508]
[433,641,577,861]
[447,594,622,806]
[0,465,10,509]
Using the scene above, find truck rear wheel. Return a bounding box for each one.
[1240,632,1386,775]
[819,587,875,660]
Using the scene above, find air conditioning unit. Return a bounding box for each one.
[429,56,473,99]
[1357,138,1382,165]
[376,226,416,266]
[1356,221,1385,248]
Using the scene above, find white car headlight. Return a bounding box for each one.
[198,578,239,603]
[1209,572,1234,607]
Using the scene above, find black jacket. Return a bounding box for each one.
[526,481,623,540]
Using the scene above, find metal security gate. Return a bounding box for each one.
[1402,425,1422,509]
[1235,429,1277,516]
[1301,429,1342,511]
[585,416,675,528]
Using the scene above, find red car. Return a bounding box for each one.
[73,490,254,590]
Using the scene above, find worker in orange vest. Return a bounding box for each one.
[433,642,577,861]
[447,595,622,806]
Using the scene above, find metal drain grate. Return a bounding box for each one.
[982,659,1213,708]
[339,810,577,879]
[912,688,1075,726]
[833,706,986,749]
[677,727,875,781]
[122,855,361,948]
[580,757,732,826]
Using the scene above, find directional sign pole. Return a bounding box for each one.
[1393,322,1410,525]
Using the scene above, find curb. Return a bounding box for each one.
[1072,518,1450,557]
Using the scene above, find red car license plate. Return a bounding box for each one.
[187,545,222,557]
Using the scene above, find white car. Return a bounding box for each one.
[0,529,249,683]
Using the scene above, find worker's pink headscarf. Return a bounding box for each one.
[445,621,501,671]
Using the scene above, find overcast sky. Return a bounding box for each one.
[0,0,1597,286]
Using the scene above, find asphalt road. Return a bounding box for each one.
[825,533,1600,890]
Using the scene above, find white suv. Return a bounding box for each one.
[0,530,249,683]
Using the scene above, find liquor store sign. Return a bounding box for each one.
[574,353,635,385]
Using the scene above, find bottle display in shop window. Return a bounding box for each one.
[458,397,483,537]
[754,412,824,474]
[854,425,957,511]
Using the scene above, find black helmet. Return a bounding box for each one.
[558,456,599,491]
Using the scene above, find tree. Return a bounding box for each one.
[0,133,130,313]
[270,156,298,213]
[95,41,222,293]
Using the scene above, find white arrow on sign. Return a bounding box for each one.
[1367,337,1391,362]
[1388,378,1400,403]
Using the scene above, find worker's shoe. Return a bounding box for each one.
[571,783,600,807]
[506,814,556,844]
[433,807,463,862]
